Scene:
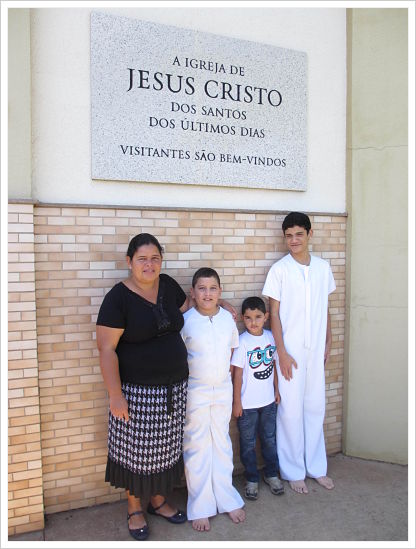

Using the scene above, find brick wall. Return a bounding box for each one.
[8,203,346,531]
[8,203,45,536]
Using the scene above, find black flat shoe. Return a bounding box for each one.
[147,499,187,524]
[127,510,149,540]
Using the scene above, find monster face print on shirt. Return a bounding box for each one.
[247,344,276,380]
[231,329,277,410]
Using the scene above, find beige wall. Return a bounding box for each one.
[8,9,32,199]
[344,9,408,463]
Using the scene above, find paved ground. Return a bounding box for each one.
[9,454,409,544]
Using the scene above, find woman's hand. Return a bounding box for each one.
[180,294,194,314]
[109,394,129,421]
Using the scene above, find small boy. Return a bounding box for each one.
[231,296,283,501]
[181,267,245,532]
[263,211,335,494]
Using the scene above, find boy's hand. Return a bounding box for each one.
[279,352,297,381]
[324,339,332,365]
[233,402,243,418]
[274,390,281,404]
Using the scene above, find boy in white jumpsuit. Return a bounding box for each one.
[181,267,245,532]
[263,212,336,494]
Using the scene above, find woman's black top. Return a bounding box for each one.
[96,274,189,386]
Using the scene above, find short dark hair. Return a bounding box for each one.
[192,267,221,288]
[126,233,164,259]
[282,212,311,234]
[241,296,266,315]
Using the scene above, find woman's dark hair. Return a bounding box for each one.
[241,296,266,315]
[126,233,164,259]
[282,212,311,234]
[192,267,221,288]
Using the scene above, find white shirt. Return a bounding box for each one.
[262,253,336,356]
[231,329,277,409]
[181,306,239,387]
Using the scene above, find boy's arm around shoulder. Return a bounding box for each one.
[220,300,238,321]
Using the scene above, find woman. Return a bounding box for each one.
[96,233,235,540]
[96,233,190,540]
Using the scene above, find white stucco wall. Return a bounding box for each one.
[343,8,408,464]
[29,7,346,212]
[8,9,31,198]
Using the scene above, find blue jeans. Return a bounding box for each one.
[237,401,278,482]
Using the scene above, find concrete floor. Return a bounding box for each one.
[9,454,409,543]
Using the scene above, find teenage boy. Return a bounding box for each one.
[181,268,245,532]
[263,212,335,494]
[232,296,283,501]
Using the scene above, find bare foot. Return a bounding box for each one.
[315,476,334,490]
[192,518,210,531]
[228,507,246,523]
[289,480,309,494]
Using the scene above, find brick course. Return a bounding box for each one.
[8,204,45,536]
[8,203,346,532]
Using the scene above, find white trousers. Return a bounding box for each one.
[183,378,244,520]
[277,348,327,481]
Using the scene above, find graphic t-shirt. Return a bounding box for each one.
[231,329,277,409]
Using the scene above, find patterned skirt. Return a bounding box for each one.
[105,378,188,498]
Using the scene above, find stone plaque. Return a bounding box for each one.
[91,12,307,190]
